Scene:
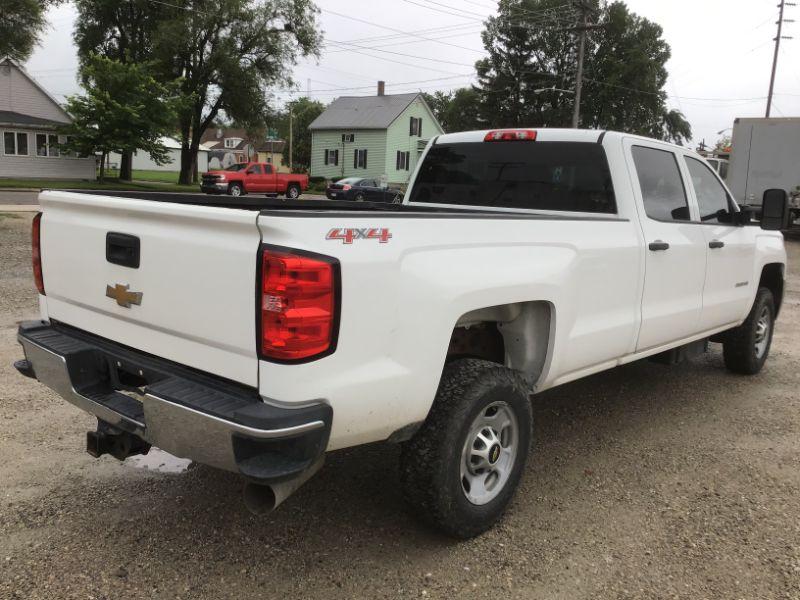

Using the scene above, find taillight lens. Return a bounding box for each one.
[259,247,338,361]
[484,129,537,142]
[32,212,45,295]
[342,184,352,191]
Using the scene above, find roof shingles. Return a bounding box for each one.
[308,93,419,130]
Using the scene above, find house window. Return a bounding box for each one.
[409,117,423,136]
[224,138,237,148]
[342,133,354,143]
[324,149,339,166]
[35,133,60,157]
[3,131,29,156]
[396,150,411,171]
[354,148,367,169]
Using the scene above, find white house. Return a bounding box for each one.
[108,137,211,173]
[0,57,96,179]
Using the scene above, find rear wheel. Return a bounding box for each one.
[400,358,532,538]
[354,192,366,202]
[723,287,775,374]
[286,184,301,200]
[228,183,243,197]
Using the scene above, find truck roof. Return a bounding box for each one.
[433,129,698,156]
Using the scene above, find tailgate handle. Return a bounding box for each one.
[106,232,140,269]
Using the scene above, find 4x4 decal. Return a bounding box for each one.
[326,228,392,244]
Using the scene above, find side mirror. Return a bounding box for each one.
[761,188,789,231]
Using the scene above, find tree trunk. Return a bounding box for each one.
[178,145,193,185]
[119,151,133,181]
[99,152,106,184]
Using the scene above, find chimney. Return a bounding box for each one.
[377,81,385,96]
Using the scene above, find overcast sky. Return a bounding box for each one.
[26,0,800,146]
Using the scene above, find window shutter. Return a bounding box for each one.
[405,152,410,171]
[418,118,422,137]
[409,117,414,136]
[334,149,339,165]
[324,150,328,165]
[363,149,367,169]
[396,151,400,170]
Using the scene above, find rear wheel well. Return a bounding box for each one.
[759,263,784,316]
[445,301,553,387]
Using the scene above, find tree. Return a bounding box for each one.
[423,88,484,133]
[73,0,168,180]
[60,55,183,183]
[151,0,322,184]
[0,0,53,62]
[475,0,692,143]
[272,96,325,172]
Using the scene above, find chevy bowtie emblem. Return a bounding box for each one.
[105,284,143,308]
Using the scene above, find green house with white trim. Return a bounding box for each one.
[309,84,444,187]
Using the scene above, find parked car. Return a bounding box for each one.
[15,128,788,539]
[326,177,403,202]
[201,161,308,199]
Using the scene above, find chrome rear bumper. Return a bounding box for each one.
[16,321,331,482]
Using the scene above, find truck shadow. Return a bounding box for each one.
[17,345,768,593]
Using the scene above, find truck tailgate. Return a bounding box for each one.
[38,191,262,386]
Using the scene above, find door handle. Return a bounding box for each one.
[708,240,725,249]
[648,240,670,251]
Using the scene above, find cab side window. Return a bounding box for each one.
[685,157,731,224]
[632,146,690,222]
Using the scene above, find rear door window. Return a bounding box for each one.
[631,146,690,222]
[407,141,616,213]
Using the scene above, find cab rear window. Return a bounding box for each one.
[407,141,616,213]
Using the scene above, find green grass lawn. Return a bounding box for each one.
[0,175,198,193]
[131,169,184,184]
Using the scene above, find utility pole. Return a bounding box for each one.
[571,2,589,128]
[568,1,603,128]
[766,0,795,117]
[288,103,293,171]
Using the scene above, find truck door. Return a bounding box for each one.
[244,163,265,192]
[263,163,277,193]
[626,142,707,351]
[682,155,756,329]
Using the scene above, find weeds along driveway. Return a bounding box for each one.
[1,211,799,599]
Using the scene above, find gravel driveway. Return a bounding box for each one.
[1,212,799,599]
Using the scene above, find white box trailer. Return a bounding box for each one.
[728,117,800,221]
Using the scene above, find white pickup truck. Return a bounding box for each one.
[15,128,789,538]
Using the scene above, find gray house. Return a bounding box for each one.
[0,58,95,179]
[309,83,444,186]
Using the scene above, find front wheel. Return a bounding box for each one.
[400,358,532,538]
[723,287,775,374]
[285,184,300,200]
[228,183,243,197]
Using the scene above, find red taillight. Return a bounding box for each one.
[259,247,338,361]
[484,129,537,142]
[32,212,45,295]
[342,184,352,191]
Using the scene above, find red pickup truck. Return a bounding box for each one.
[201,162,309,199]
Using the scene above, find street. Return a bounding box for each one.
[1,211,799,599]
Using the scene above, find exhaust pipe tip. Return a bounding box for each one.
[243,483,278,515]
[242,456,324,515]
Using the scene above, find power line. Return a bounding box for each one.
[322,8,484,53]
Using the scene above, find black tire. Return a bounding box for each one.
[228,183,243,197]
[286,184,301,199]
[723,287,775,375]
[354,192,366,202]
[400,358,532,539]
